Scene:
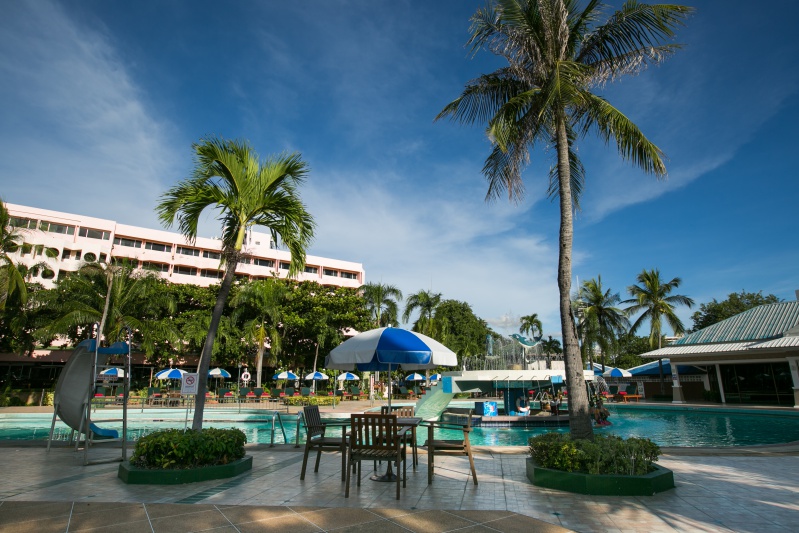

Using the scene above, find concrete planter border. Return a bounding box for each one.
[526,457,674,496]
[118,456,252,485]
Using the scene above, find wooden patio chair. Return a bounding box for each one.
[381,405,418,467]
[424,410,477,485]
[300,405,348,481]
[346,413,408,500]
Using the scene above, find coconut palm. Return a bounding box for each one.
[540,335,562,369]
[157,136,315,430]
[576,276,629,371]
[0,199,27,310]
[519,313,543,339]
[624,268,694,392]
[437,0,691,438]
[230,278,288,388]
[361,282,403,327]
[403,290,442,336]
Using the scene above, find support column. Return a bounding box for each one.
[671,363,685,404]
[715,364,726,404]
[787,357,799,408]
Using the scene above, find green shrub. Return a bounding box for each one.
[130,428,246,469]
[283,396,337,406]
[529,433,660,476]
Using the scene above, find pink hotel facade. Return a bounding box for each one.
[5,203,365,289]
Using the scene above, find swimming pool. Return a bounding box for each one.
[2,405,799,447]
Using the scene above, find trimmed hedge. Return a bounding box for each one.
[130,428,246,469]
[528,433,660,476]
[282,396,338,406]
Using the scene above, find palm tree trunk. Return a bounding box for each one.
[191,260,237,431]
[555,118,593,440]
[256,344,264,388]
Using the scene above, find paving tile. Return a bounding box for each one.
[301,507,383,530]
[68,505,149,530]
[0,515,70,533]
[234,513,325,533]
[388,509,477,533]
[217,505,298,524]
[150,509,232,533]
[0,501,73,523]
[144,504,217,520]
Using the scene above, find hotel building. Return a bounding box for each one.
[5,203,365,289]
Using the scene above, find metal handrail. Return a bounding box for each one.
[294,411,304,448]
[270,411,288,447]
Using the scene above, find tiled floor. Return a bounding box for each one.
[1,441,798,533]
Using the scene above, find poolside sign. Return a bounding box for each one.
[181,373,199,395]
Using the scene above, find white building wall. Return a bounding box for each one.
[5,203,365,290]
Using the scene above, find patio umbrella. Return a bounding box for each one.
[603,367,632,378]
[273,371,299,380]
[325,326,457,409]
[430,373,442,381]
[208,368,231,378]
[336,372,360,381]
[155,368,187,380]
[304,371,329,381]
[404,373,424,381]
[100,367,125,378]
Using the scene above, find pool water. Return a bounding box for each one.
[2,406,799,447]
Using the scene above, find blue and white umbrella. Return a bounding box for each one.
[430,373,442,381]
[603,367,632,378]
[404,373,425,381]
[304,371,329,381]
[209,368,231,378]
[273,371,299,380]
[100,367,125,378]
[336,372,360,381]
[155,368,187,380]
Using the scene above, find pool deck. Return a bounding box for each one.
[1,403,799,532]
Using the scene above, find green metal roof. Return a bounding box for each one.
[675,301,799,345]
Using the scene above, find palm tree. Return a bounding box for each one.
[540,335,562,369]
[624,268,694,392]
[576,276,629,371]
[157,136,315,430]
[230,278,288,388]
[403,290,442,336]
[437,0,691,439]
[519,313,543,339]
[361,282,403,327]
[0,199,28,310]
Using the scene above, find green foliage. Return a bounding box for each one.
[529,433,661,476]
[702,389,722,402]
[611,334,651,368]
[690,291,781,332]
[433,299,491,361]
[130,428,246,469]
[282,395,338,406]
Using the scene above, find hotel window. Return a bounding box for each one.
[62,248,72,260]
[113,237,142,248]
[39,221,75,235]
[99,253,107,263]
[254,258,274,268]
[203,250,221,260]
[279,262,290,270]
[341,271,357,280]
[83,252,97,262]
[78,227,111,240]
[142,262,169,272]
[304,266,318,274]
[323,269,339,277]
[145,242,172,253]
[174,265,197,276]
[176,246,199,257]
[200,269,224,279]
[10,217,36,229]
[238,257,251,264]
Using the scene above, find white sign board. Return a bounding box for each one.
[181,373,199,395]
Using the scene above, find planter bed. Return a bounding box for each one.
[526,457,674,496]
[118,456,252,485]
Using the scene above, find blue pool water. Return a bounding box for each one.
[2,405,799,447]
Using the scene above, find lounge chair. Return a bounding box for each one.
[252,387,264,402]
[238,387,250,402]
[147,387,163,406]
[270,388,282,400]
[350,386,361,400]
[424,410,477,485]
[284,387,295,397]
[218,387,230,403]
[618,384,642,402]
[346,413,408,500]
[300,405,348,481]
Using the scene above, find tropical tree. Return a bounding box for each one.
[230,278,289,387]
[690,290,781,332]
[403,289,442,336]
[437,0,691,438]
[540,335,562,369]
[575,276,629,371]
[0,199,27,310]
[519,313,543,339]
[360,282,403,327]
[623,268,694,391]
[157,136,315,430]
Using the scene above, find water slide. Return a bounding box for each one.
[414,382,455,421]
[53,339,121,439]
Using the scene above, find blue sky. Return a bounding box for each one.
[2,1,798,340]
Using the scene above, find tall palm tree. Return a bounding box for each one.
[0,199,27,310]
[360,282,403,327]
[519,313,543,339]
[437,0,691,438]
[540,335,562,369]
[403,290,442,336]
[230,278,288,388]
[624,268,694,391]
[576,276,629,371]
[157,136,315,430]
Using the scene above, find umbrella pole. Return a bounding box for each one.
[387,364,392,410]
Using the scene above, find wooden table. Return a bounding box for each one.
[617,394,643,403]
